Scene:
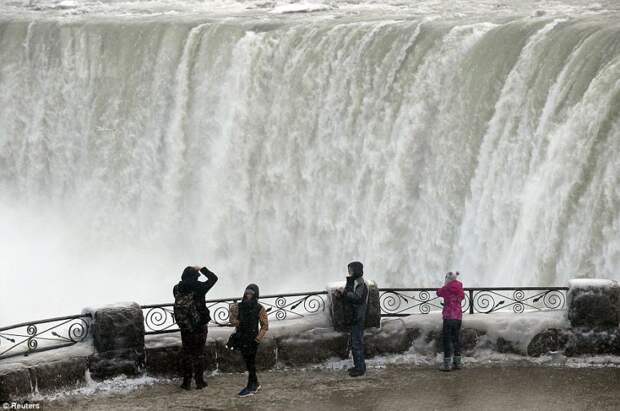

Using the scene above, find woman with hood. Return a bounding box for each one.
[229,283,269,397]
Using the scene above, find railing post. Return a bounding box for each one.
[469,289,474,314]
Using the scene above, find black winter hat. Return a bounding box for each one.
[347,261,364,277]
[181,266,199,281]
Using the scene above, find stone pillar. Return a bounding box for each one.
[327,280,380,332]
[567,279,620,329]
[88,302,145,380]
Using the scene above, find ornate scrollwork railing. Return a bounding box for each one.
[0,287,569,359]
[379,287,568,317]
[0,314,91,361]
[141,291,328,335]
[467,288,567,314]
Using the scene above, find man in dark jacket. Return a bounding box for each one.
[343,261,368,377]
[173,266,218,390]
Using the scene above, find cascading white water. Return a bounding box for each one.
[1,1,619,323]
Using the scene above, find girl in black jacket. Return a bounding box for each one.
[229,284,269,397]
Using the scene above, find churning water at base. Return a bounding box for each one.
[0,1,619,323]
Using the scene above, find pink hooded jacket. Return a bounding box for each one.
[436,280,465,320]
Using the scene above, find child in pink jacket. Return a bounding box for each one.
[436,271,464,371]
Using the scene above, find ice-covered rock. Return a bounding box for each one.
[494,336,520,354]
[564,328,620,356]
[364,319,414,357]
[89,302,145,380]
[567,279,620,328]
[277,328,348,366]
[527,328,569,357]
[145,341,218,376]
[426,327,484,355]
[214,337,277,372]
[327,280,380,332]
[0,344,92,399]
[0,367,30,400]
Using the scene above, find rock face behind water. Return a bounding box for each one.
[567,279,620,329]
[90,302,145,380]
[327,280,380,332]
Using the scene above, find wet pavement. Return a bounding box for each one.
[42,365,620,410]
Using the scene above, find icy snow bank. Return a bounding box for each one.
[0,342,94,372]
[400,311,569,352]
[569,279,618,288]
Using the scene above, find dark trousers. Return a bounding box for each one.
[242,343,258,389]
[180,327,207,381]
[442,319,462,358]
[351,323,366,372]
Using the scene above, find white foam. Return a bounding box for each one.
[31,373,169,402]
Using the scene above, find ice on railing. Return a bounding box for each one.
[379,288,568,316]
[0,316,92,360]
[568,279,618,289]
[143,292,330,334]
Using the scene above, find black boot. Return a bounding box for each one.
[195,369,207,389]
[348,368,365,377]
[180,376,192,390]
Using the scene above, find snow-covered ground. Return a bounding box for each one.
[32,363,620,410]
[26,329,620,404]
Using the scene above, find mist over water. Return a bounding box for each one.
[1,1,619,324]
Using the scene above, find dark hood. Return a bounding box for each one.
[347,261,364,278]
[181,266,199,281]
[244,283,260,300]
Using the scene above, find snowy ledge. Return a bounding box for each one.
[569,279,618,289]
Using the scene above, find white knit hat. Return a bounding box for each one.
[445,271,460,282]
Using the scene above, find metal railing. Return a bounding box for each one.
[0,314,91,361]
[142,287,569,335]
[0,287,569,359]
[380,287,569,317]
[142,291,329,335]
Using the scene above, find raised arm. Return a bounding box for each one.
[197,267,218,295]
[436,285,446,297]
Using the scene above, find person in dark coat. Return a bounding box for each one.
[339,261,368,377]
[229,284,269,397]
[173,266,218,390]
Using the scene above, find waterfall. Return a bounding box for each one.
[0,9,618,322]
